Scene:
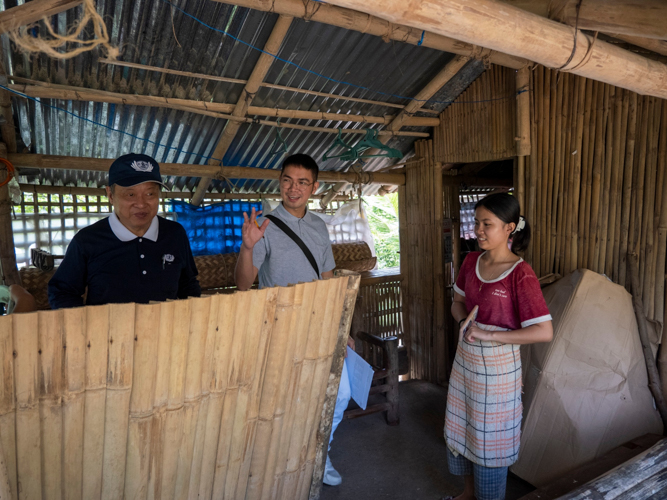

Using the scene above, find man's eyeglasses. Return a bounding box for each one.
[280,177,314,190]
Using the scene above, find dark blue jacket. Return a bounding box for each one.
[48,216,201,309]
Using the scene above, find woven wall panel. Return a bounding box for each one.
[0,275,359,499]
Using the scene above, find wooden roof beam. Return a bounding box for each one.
[9,154,406,186]
[8,80,438,127]
[192,14,291,206]
[321,0,667,100]
[212,0,526,69]
[0,0,83,34]
[98,58,430,112]
[502,0,667,41]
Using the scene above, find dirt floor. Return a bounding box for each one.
[320,380,535,500]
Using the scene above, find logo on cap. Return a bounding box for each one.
[131,160,154,173]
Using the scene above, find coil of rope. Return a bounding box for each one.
[0,158,15,187]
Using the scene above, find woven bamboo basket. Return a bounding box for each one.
[0,274,359,500]
[19,241,374,308]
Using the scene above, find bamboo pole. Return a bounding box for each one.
[124,303,161,499]
[569,75,586,272]
[587,81,606,271]
[605,89,628,283]
[596,85,612,273]
[8,82,437,128]
[215,0,525,69]
[618,93,638,287]
[159,299,191,500]
[321,0,667,100]
[60,307,86,500]
[173,297,211,498]
[562,73,577,274]
[38,309,64,500]
[547,69,560,272]
[101,303,135,500]
[655,100,667,326]
[0,143,20,286]
[98,58,409,111]
[13,311,41,500]
[554,72,570,274]
[8,153,406,186]
[612,90,630,282]
[0,314,16,499]
[198,294,235,500]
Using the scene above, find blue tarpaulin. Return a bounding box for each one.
[169,200,262,256]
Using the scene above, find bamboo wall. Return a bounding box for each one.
[434,65,517,164]
[400,140,447,384]
[0,275,359,500]
[523,67,667,330]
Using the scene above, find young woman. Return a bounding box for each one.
[443,193,553,500]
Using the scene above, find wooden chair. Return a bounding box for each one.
[344,330,400,425]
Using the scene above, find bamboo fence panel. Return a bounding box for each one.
[431,63,667,347]
[0,275,357,500]
[434,66,516,164]
[511,67,667,330]
[401,140,449,384]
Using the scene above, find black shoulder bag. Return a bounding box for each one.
[265,214,320,277]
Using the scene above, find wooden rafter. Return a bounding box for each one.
[213,0,526,69]
[98,58,432,112]
[321,0,667,100]
[9,154,406,186]
[321,55,470,206]
[504,0,667,41]
[8,79,438,127]
[191,14,293,206]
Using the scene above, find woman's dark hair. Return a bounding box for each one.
[475,193,531,254]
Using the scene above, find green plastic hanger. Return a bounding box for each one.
[270,121,289,156]
[322,129,358,161]
[354,129,403,159]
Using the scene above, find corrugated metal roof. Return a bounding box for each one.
[3,0,482,196]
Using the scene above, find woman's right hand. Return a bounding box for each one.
[241,207,269,251]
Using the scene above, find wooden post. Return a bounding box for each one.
[0,143,20,286]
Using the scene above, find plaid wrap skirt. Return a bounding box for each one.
[444,323,522,467]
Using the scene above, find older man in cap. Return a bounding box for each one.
[48,153,201,309]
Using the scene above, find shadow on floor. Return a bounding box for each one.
[321,380,535,500]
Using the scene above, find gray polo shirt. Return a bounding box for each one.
[253,203,336,289]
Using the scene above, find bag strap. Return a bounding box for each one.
[265,214,320,277]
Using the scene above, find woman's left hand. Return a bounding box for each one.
[464,324,494,343]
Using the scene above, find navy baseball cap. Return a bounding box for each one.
[108,153,167,188]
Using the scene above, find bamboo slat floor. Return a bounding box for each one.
[321,380,534,500]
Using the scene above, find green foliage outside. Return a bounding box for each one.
[364,193,400,269]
